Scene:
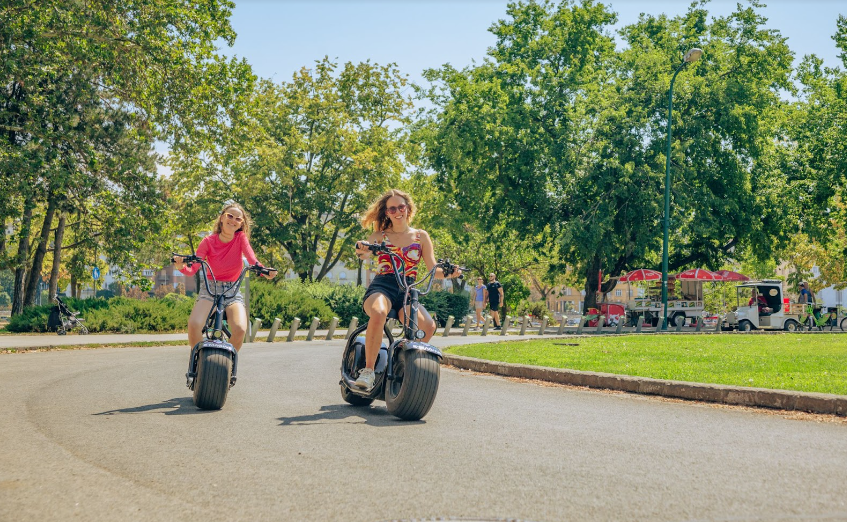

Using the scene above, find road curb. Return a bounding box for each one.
[443,354,847,416]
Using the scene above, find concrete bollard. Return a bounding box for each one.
[325,317,338,340]
[482,316,492,336]
[287,317,301,342]
[615,318,624,334]
[346,317,359,339]
[519,316,529,336]
[267,318,281,342]
[538,316,548,335]
[249,318,262,342]
[501,315,511,336]
[636,316,645,333]
[595,315,605,334]
[714,318,722,333]
[306,317,320,341]
[576,316,589,335]
[442,315,454,337]
[695,318,702,333]
[462,315,473,336]
[557,317,567,335]
[675,318,684,332]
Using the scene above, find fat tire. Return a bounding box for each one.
[783,319,799,332]
[385,349,440,421]
[193,348,232,410]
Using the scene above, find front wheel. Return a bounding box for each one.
[783,319,799,332]
[385,349,440,421]
[193,348,233,410]
[738,320,754,332]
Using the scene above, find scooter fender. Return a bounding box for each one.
[188,339,239,381]
[393,339,443,360]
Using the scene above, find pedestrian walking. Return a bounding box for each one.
[473,277,486,328]
[484,273,504,329]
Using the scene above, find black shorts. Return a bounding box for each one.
[363,274,414,313]
[489,301,500,312]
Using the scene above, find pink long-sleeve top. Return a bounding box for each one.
[179,231,261,282]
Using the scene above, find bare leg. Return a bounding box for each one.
[225,302,248,351]
[363,293,392,369]
[188,299,214,350]
[475,306,483,327]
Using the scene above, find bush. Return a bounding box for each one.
[83,296,194,333]
[6,296,112,333]
[420,290,471,327]
[516,300,551,320]
[249,280,335,326]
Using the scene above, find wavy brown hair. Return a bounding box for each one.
[213,202,251,240]
[361,189,417,232]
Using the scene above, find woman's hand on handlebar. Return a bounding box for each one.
[355,241,375,261]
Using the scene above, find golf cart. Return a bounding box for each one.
[723,280,802,331]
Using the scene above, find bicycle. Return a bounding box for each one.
[799,303,846,331]
[339,241,465,420]
[172,252,275,410]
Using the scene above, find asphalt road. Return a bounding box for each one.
[1,338,846,522]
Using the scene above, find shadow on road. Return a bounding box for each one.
[278,404,423,427]
[93,397,213,416]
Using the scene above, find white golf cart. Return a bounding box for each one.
[723,280,803,331]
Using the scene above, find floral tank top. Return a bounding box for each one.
[375,230,423,279]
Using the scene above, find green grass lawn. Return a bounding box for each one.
[446,334,847,395]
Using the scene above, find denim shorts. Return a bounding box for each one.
[198,280,244,308]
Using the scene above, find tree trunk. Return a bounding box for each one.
[24,197,56,307]
[49,212,66,298]
[70,273,77,298]
[11,204,33,315]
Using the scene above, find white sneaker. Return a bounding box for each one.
[354,368,375,390]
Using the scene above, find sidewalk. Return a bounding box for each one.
[2,331,844,417]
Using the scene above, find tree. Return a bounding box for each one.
[420,0,797,311]
[224,58,415,282]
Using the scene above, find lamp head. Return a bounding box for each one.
[683,48,703,63]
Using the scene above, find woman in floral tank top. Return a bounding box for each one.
[352,189,462,390]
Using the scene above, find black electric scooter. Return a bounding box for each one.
[339,241,464,420]
[172,253,274,410]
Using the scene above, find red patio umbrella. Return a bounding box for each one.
[713,269,750,281]
[675,268,722,281]
[619,268,662,282]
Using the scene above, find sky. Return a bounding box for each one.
[222,0,845,85]
[157,0,845,169]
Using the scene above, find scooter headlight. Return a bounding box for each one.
[415,329,425,340]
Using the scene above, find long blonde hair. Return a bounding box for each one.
[213,202,251,239]
[361,189,417,232]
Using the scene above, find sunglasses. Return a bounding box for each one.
[386,204,407,215]
[224,212,244,223]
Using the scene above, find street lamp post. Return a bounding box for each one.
[662,47,702,331]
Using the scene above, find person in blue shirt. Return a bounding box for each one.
[473,277,486,328]
[799,282,815,305]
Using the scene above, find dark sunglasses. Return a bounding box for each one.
[386,204,407,215]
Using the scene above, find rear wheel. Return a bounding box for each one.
[841,317,847,332]
[193,348,233,410]
[671,313,686,327]
[340,343,375,406]
[385,348,440,421]
[783,319,799,332]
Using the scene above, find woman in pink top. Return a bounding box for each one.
[173,203,276,352]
